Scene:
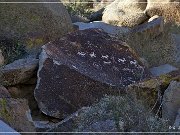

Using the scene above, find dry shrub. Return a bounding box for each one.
[75,95,169,132]
[0,37,26,65]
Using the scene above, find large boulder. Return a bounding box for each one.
[0,0,73,52]
[102,0,148,27]
[34,29,150,118]
[127,24,178,67]
[145,0,180,24]
[162,81,180,125]
[0,57,38,86]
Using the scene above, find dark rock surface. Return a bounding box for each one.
[35,29,150,118]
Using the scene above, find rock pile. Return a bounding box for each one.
[0,0,179,133]
[102,0,180,27]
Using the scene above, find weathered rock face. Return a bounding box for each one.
[0,98,36,132]
[131,15,164,38]
[127,70,180,110]
[126,18,178,67]
[162,81,180,125]
[7,84,37,111]
[74,21,130,36]
[145,0,180,24]
[0,49,4,66]
[0,0,73,52]
[0,85,11,98]
[0,58,38,86]
[35,29,150,118]
[102,0,148,27]
[172,34,180,68]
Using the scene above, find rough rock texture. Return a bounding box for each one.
[71,15,90,23]
[0,58,38,86]
[172,34,180,68]
[127,70,180,109]
[0,85,11,98]
[127,27,178,68]
[174,108,180,128]
[0,0,73,52]
[145,0,180,24]
[7,84,37,111]
[74,21,130,36]
[0,49,4,66]
[35,29,150,118]
[150,64,178,76]
[162,81,180,125]
[102,0,148,27]
[0,98,36,132]
[131,15,164,38]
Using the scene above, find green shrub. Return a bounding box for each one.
[63,0,94,18]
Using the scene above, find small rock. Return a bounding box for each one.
[74,21,130,36]
[162,81,180,125]
[71,15,90,23]
[0,85,11,98]
[150,64,178,76]
[131,15,164,38]
[0,49,4,66]
[33,120,58,132]
[0,58,38,86]
[88,8,105,22]
[0,120,20,135]
[0,98,36,132]
[34,29,150,118]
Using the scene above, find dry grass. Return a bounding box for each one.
[74,95,170,132]
[0,37,26,65]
